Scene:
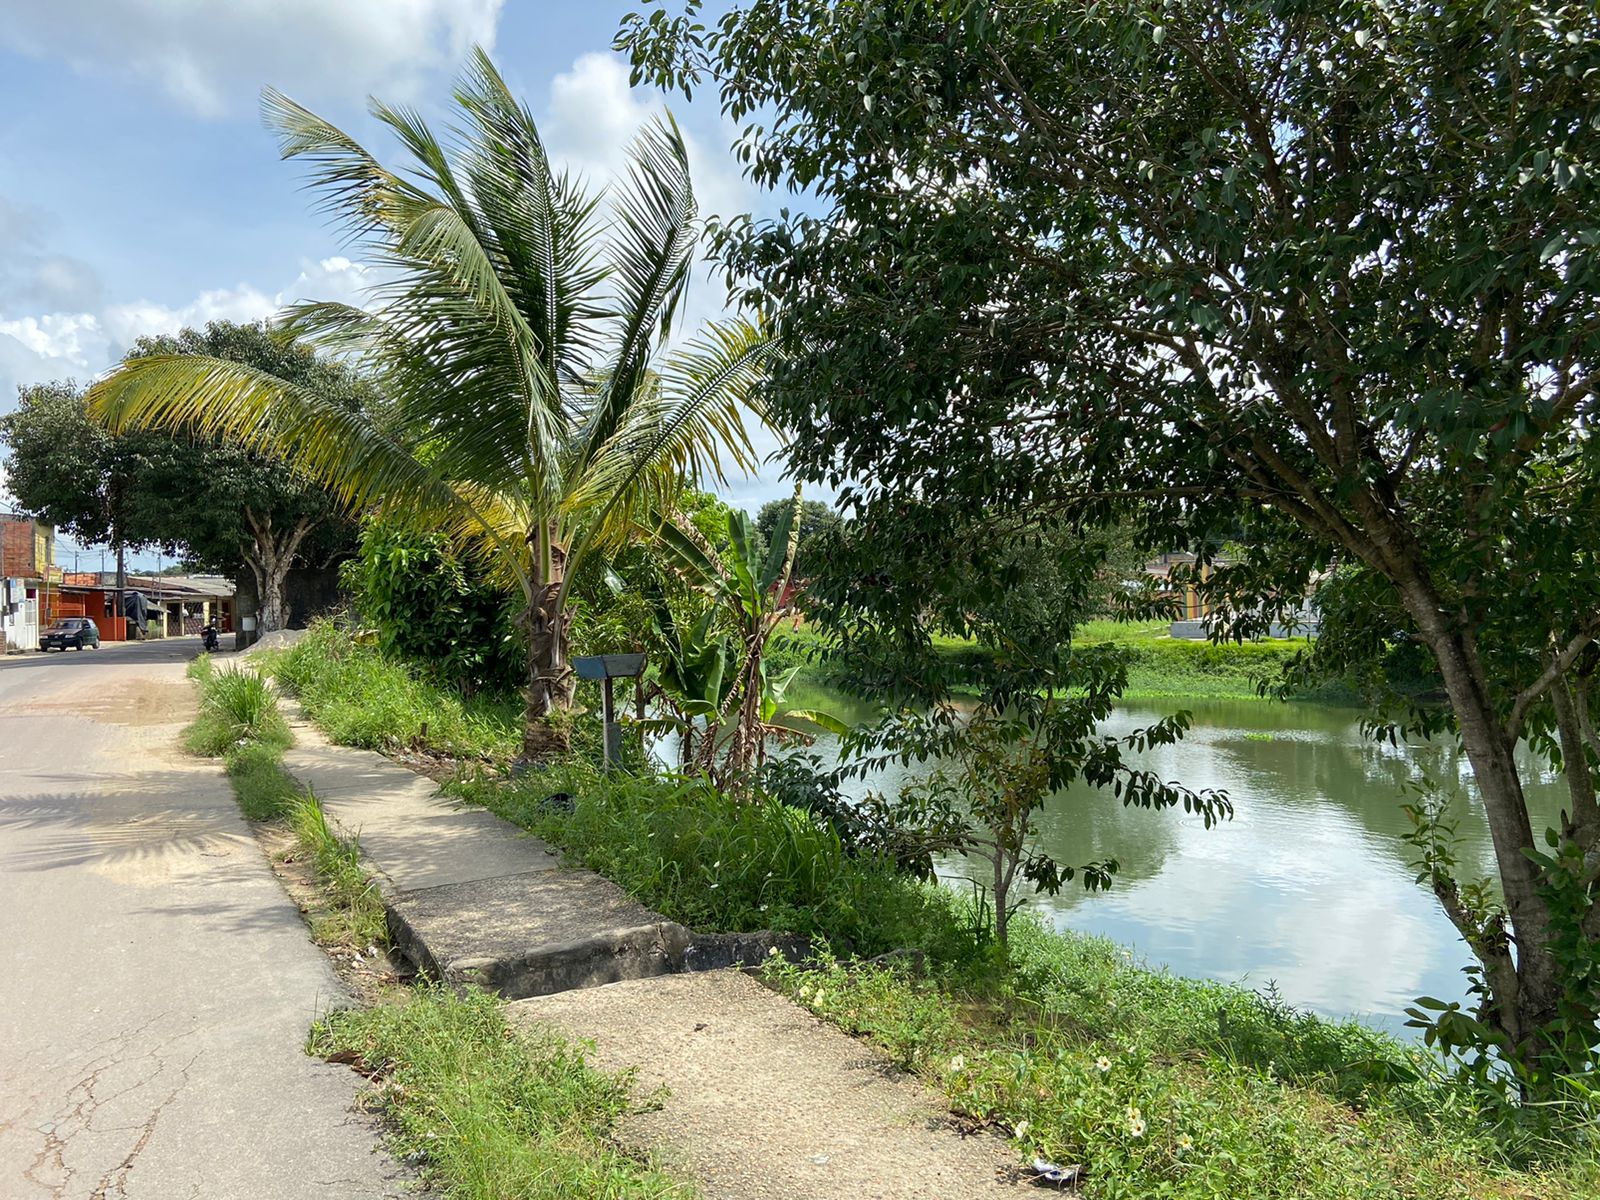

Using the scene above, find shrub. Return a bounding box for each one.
[340,519,524,696]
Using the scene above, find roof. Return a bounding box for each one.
[58,572,235,600]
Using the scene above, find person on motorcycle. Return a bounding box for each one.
[200,621,220,652]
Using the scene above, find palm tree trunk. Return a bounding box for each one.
[521,524,576,760]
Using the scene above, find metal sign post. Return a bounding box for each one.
[571,653,647,770]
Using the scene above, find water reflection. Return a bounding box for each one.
[790,692,1568,1037]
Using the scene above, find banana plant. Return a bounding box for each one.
[651,488,845,787]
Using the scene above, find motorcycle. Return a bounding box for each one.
[200,624,221,652]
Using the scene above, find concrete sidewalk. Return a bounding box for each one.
[280,714,1019,1198]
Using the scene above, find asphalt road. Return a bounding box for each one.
[0,640,404,1199]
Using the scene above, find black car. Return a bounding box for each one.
[40,617,101,651]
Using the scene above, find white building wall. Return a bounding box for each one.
[2,579,40,652]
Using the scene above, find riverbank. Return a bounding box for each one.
[773,620,1349,703]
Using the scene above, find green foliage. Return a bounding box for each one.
[645,493,842,784]
[0,322,366,586]
[268,620,520,762]
[288,788,387,948]
[753,495,839,579]
[341,520,523,695]
[760,925,1597,1199]
[845,681,1229,947]
[185,664,291,757]
[308,988,686,1200]
[227,742,303,822]
[453,766,974,962]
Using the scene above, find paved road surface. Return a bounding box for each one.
[0,641,402,1198]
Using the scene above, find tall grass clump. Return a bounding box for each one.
[186,661,292,757]
[289,788,386,948]
[269,620,519,761]
[307,987,689,1200]
[453,765,973,962]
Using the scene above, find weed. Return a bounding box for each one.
[287,788,387,948]
[308,987,690,1199]
[186,665,291,757]
[452,765,975,962]
[763,930,1598,1200]
[267,620,520,762]
[227,742,302,821]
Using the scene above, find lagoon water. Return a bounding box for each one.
[785,688,1569,1038]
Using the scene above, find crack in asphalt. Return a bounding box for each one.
[19,1014,197,1199]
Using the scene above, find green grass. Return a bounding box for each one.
[184,655,385,947]
[762,922,1596,1200]
[307,988,692,1199]
[226,741,303,821]
[287,787,388,948]
[184,656,292,756]
[265,620,521,762]
[781,619,1327,702]
[451,765,977,963]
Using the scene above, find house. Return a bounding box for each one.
[0,512,53,653]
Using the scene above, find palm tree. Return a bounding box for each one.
[88,50,773,758]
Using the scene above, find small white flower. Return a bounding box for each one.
[1013,1120,1031,1140]
[1176,1133,1194,1153]
[798,985,812,1000]
[1095,1056,1113,1074]
[1125,1104,1142,1121]
[767,946,780,957]
[813,989,826,1006]
[712,860,721,870]
[1129,1117,1147,1138]
[948,1054,967,1073]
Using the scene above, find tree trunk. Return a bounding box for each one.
[244,510,315,635]
[520,533,576,762]
[1401,586,1562,1059]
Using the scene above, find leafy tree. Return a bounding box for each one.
[625,0,1600,1083]
[1,321,367,630]
[89,51,773,758]
[754,495,839,579]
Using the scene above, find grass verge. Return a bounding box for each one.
[308,988,690,1200]
[264,619,521,762]
[451,764,977,963]
[187,644,695,1198]
[455,759,1596,1200]
[761,926,1597,1200]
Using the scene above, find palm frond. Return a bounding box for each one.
[558,318,777,597]
[85,354,523,588]
[574,116,700,472]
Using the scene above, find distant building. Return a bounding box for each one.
[1144,551,1320,640]
[57,572,235,642]
[0,512,53,653]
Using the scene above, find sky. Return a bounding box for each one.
[0,0,789,569]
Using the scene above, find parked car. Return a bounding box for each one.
[40,617,101,652]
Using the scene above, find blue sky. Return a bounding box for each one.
[0,1,789,568]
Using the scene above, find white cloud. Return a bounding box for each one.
[0,196,103,315]
[543,52,750,229]
[0,256,374,410]
[0,0,503,116]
